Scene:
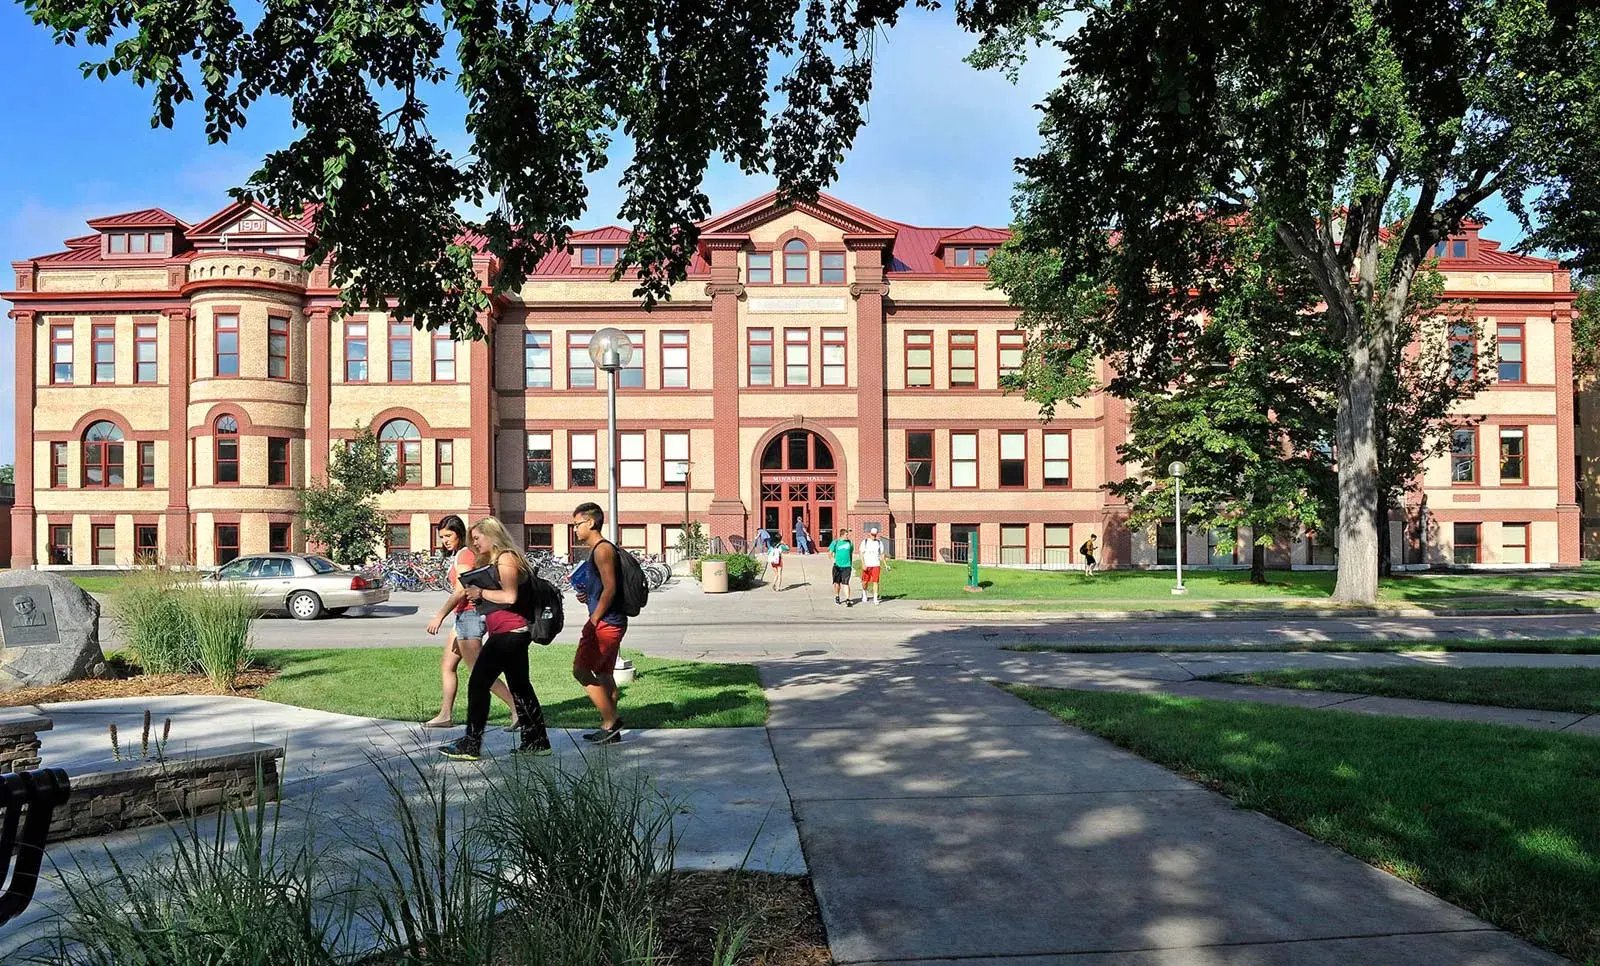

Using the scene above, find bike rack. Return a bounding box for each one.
[0,768,71,928]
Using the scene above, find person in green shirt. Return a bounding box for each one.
[829,529,855,605]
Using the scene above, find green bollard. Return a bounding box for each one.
[965,530,981,591]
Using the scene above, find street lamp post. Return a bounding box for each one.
[1169,461,1188,595]
[905,461,923,561]
[588,328,634,544]
[678,460,694,556]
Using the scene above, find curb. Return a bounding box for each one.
[914,604,1592,622]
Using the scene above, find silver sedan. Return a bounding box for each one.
[204,553,391,621]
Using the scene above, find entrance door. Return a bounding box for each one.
[759,430,838,552]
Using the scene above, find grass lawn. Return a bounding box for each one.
[1004,637,1600,655]
[70,575,132,595]
[1005,686,1600,964]
[255,646,766,729]
[882,558,1600,605]
[1209,667,1600,715]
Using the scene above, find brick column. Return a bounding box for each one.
[1099,364,1133,568]
[10,310,36,567]
[306,307,332,482]
[164,307,191,563]
[1554,305,1581,564]
[703,237,749,542]
[468,310,495,519]
[847,235,893,529]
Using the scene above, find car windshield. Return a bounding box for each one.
[216,559,252,580]
[306,556,338,574]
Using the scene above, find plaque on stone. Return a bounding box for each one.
[0,587,61,647]
[0,572,105,691]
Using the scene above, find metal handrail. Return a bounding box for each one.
[0,768,72,928]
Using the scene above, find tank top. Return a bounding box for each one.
[448,547,477,614]
[473,553,531,635]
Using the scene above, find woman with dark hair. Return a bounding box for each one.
[423,514,519,729]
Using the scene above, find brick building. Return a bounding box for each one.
[4,192,1581,569]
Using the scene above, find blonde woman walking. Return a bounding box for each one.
[432,517,551,760]
[423,515,519,729]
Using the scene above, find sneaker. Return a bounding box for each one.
[834,596,840,604]
[439,736,483,761]
[582,722,624,745]
[515,737,554,757]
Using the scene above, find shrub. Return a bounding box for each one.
[674,521,708,559]
[187,584,257,689]
[691,552,760,590]
[112,568,196,675]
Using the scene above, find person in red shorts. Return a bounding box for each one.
[860,526,885,604]
[570,502,627,744]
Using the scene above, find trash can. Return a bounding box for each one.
[701,559,729,593]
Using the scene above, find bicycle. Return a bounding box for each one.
[636,553,673,590]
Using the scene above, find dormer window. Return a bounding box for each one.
[948,246,993,267]
[1433,239,1469,259]
[579,245,621,266]
[106,232,167,256]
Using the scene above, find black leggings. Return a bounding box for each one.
[466,630,547,740]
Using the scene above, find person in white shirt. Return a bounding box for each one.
[860,527,885,604]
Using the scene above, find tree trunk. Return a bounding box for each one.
[1250,542,1266,584]
[1331,345,1382,604]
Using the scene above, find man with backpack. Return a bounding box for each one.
[1080,533,1099,576]
[570,502,632,744]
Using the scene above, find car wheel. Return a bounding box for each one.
[287,591,324,621]
[327,607,350,617]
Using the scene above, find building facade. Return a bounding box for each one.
[4,193,1581,569]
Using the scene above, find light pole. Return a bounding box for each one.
[678,460,694,556]
[588,328,634,543]
[1169,461,1187,595]
[905,461,923,560]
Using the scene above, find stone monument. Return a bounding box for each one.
[0,572,105,690]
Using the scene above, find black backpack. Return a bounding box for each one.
[514,571,565,645]
[603,541,650,617]
[1079,540,1093,555]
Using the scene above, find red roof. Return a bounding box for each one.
[936,226,1010,247]
[86,207,186,230]
[569,226,632,243]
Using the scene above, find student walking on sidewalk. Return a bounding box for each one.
[859,527,884,604]
[829,528,855,605]
[767,539,789,591]
[570,502,628,744]
[423,515,519,730]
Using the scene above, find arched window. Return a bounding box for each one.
[214,415,240,484]
[760,430,834,471]
[380,419,423,486]
[82,421,124,488]
[783,239,809,284]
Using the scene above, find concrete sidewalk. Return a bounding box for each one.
[761,659,1563,964]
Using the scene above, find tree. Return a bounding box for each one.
[298,422,397,565]
[969,0,1600,602]
[0,465,12,485]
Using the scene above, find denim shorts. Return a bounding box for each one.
[454,610,486,640]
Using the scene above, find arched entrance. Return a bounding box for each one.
[760,430,838,551]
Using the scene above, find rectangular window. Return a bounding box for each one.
[50,324,73,385]
[138,441,157,487]
[93,524,116,566]
[344,322,368,382]
[821,328,847,386]
[525,524,554,553]
[1448,321,1476,380]
[568,331,596,388]
[620,330,645,388]
[135,322,159,384]
[216,524,241,565]
[663,431,690,487]
[108,233,127,254]
[1451,427,1477,483]
[661,330,690,388]
[149,232,166,253]
[949,523,978,563]
[1044,524,1073,567]
[1503,522,1530,564]
[1496,323,1524,383]
[136,524,160,559]
[1499,426,1526,483]
[569,432,597,487]
[50,525,73,566]
[268,437,290,486]
[129,232,147,254]
[949,331,978,387]
[92,322,116,384]
[951,432,978,488]
[432,330,456,382]
[906,331,933,388]
[1157,524,1178,566]
[215,431,239,485]
[998,331,1026,381]
[389,322,413,381]
[784,328,810,386]
[269,522,291,553]
[436,440,454,486]
[820,252,846,284]
[268,316,290,379]
[1000,524,1028,564]
[906,431,934,486]
[48,442,69,488]
[619,524,648,554]
[524,330,552,388]
[214,313,239,377]
[386,525,410,556]
[999,432,1026,487]
[748,328,773,386]
[526,432,553,487]
[619,432,646,488]
[51,323,73,384]
[747,252,772,285]
[1043,431,1070,487]
[1452,239,1467,258]
[1453,522,1480,565]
